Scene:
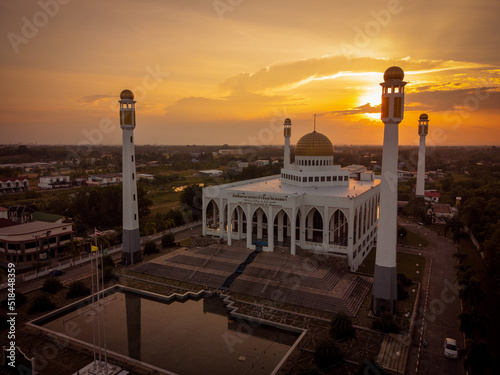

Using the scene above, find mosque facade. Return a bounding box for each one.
[202,119,380,271]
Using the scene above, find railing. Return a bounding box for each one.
[0,220,203,289]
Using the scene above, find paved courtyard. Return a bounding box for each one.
[132,240,372,316]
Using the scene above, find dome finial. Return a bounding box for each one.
[120,89,134,100]
[383,66,404,81]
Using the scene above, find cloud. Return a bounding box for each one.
[407,87,500,112]
[77,94,115,105]
[322,103,381,116]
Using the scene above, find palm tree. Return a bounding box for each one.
[459,276,486,307]
[144,222,157,236]
[164,218,175,233]
[463,339,495,375]
[64,239,83,260]
[459,309,490,340]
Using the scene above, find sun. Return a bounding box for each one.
[357,88,382,108]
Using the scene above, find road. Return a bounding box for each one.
[0,223,202,298]
[402,221,464,375]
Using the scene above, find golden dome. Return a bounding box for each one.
[120,89,134,100]
[295,131,334,157]
[419,113,429,120]
[383,66,404,81]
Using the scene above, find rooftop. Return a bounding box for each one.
[217,175,379,198]
[0,221,71,236]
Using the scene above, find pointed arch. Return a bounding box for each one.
[230,205,247,236]
[274,209,291,246]
[330,209,348,246]
[252,207,268,244]
[205,199,219,231]
[306,207,323,243]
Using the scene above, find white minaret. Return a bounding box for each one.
[119,89,141,265]
[283,118,292,168]
[372,66,407,315]
[415,113,429,197]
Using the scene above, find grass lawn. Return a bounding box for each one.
[357,247,425,283]
[397,226,429,247]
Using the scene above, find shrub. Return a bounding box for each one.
[372,312,399,334]
[161,233,176,248]
[397,281,409,300]
[29,295,56,314]
[1,291,27,308]
[143,240,159,255]
[397,273,412,286]
[329,311,355,340]
[66,280,91,299]
[42,277,62,293]
[314,337,343,370]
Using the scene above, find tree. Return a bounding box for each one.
[64,239,83,260]
[67,280,91,299]
[373,312,399,333]
[463,340,495,375]
[161,233,176,248]
[315,338,343,370]
[143,240,158,255]
[42,277,62,293]
[329,311,355,340]
[180,184,203,220]
[164,218,176,233]
[29,295,56,314]
[459,309,490,340]
[144,222,157,236]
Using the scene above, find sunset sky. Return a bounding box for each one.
[1,0,499,147]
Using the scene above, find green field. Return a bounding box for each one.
[357,247,425,283]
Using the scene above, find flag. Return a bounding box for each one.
[94,228,102,235]
[91,245,99,252]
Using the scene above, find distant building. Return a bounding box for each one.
[424,191,440,203]
[0,177,29,194]
[397,170,413,181]
[431,203,454,221]
[87,173,122,186]
[199,170,223,177]
[219,149,243,156]
[253,160,269,166]
[8,205,35,223]
[38,175,71,189]
[0,221,73,269]
[344,165,375,181]
[0,206,8,219]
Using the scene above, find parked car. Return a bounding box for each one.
[444,338,458,359]
[48,269,65,277]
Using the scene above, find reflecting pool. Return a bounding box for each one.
[34,288,301,375]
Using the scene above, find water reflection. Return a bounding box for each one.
[41,291,299,375]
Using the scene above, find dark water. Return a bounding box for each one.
[40,292,300,375]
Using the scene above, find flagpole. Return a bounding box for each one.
[91,231,96,371]
[96,243,102,369]
[101,245,109,375]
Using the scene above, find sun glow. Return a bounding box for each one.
[357,89,382,108]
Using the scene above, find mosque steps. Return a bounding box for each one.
[322,267,346,290]
[342,276,373,315]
